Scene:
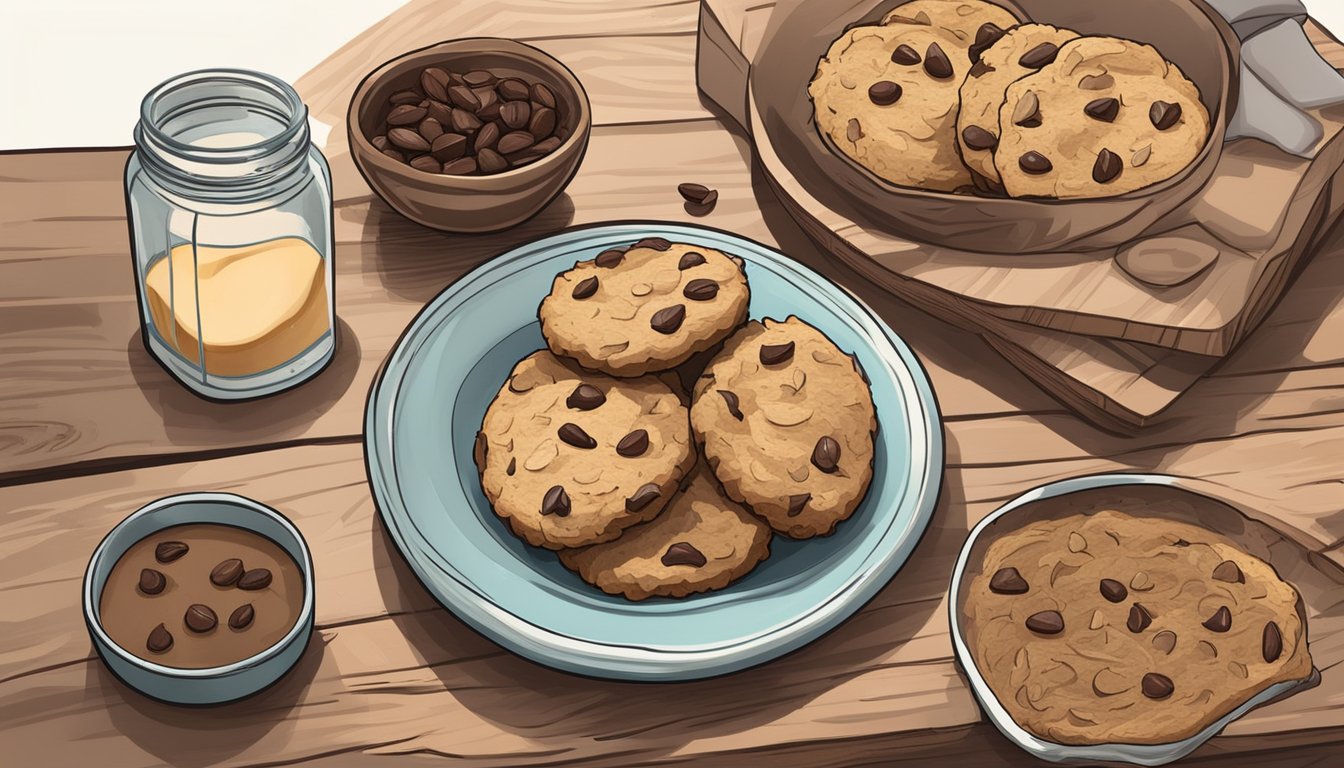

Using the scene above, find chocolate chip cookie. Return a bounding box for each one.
[809,23,974,191]
[476,350,696,550]
[559,462,773,600]
[964,509,1312,745]
[881,0,1019,52]
[995,36,1211,198]
[538,239,750,377]
[690,317,877,539]
[956,23,1081,185]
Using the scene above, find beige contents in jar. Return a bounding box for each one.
[144,237,330,377]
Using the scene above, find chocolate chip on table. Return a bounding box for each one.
[625,483,661,512]
[410,155,442,174]
[1019,42,1060,69]
[210,558,245,587]
[531,82,558,109]
[759,341,795,365]
[684,279,719,301]
[542,485,571,517]
[923,42,954,79]
[238,568,273,591]
[500,100,531,130]
[661,542,707,567]
[788,493,811,517]
[616,429,650,457]
[989,567,1029,594]
[498,78,530,101]
[678,251,707,270]
[1150,100,1182,130]
[498,131,536,155]
[962,125,998,151]
[678,183,712,204]
[718,390,744,420]
[1099,578,1128,603]
[138,568,166,595]
[558,423,598,449]
[388,127,431,153]
[846,118,864,143]
[1025,610,1065,634]
[868,80,903,106]
[155,541,189,563]
[477,148,509,173]
[595,248,627,267]
[430,133,468,162]
[1202,605,1232,633]
[1263,621,1283,662]
[185,603,218,633]
[1127,603,1153,632]
[1092,148,1123,184]
[1212,560,1244,583]
[811,436,841,474]
[650,304,687,334]
[1019,151,1053,174]
[1141,672,1174,699]
[1084,97,1121,122]
[572,276,599,299]
[229,603,256,631]
[146,623,174,653]
[891,44,921,65]
[421,68,452,102]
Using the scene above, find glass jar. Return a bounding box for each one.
[126,69,335,400]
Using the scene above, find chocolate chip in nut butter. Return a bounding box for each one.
[616,429,650,457]
[651,304,687,334]
[1025,610,1064,634]
[962,125,998,151]
[678,251,707,270]
[868,80,903,106]
[1212,560,1244,583]
[1141,672,1174,699]
[1099,578,1128,603]
[760,341,795,365]
[625,483,661,513]
[155,541,189,563]
[788,493,811,517]
[558,422,597,449]
[661,542,707,568]
[146,623,173,653]
[923,42,954,79]
[1202,605,1232,633]
[1263,621,1283,662]
[684,279,719,301]
[542,485,571,517]
[572,276,599,300]
[210,558,245,587]
[1018,42,1060,69]
[185,603,218,633]
[1150,100,1182,130]
[1084,97,1121,123]
[229,603,256,631]
[1019,151,1053,175]
[718,390,744,420]
[238,568,273,591]
[595,248,626,268]
[989,567,1029,594]
[811,436,841,474]
[1092,148,1123,184]
[567,384,606,410]
[138,568,166,595]
[1127,603,1153,632]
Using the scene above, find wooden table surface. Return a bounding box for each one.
[3,1,1344,765]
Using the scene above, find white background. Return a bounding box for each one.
[1,0,1342,150]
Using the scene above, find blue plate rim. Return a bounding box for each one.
[364,220,945,680]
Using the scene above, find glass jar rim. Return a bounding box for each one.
[138,68,307,163]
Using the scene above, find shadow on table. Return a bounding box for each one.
[126,316,361,446]
[95,631,327,767]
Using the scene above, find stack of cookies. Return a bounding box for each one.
[808,0,1211,198]
[474,237,879,600]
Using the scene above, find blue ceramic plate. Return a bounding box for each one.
[365,222,943,680]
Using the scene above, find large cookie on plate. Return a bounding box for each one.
[559,462,773,601]
[995,36,1211,198]
[690,317,877,539]
[475,350,696,550]
[538,238,750,378]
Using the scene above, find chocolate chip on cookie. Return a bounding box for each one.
[968,22,1006,63]
[1203,606,1232,633]
[678,251,707,270]
[1127,602,1153,632]
[616,429,649,457]
[566,383,606,410]
[787,493,810,517]
[1141,672,1174,699]
[683,279,719,301]
[811,436,841,474]
[542,485,571,517]
[989,567,1029,594]
[661,542,707,567]
[1099,578,1128,603]
[1092,148,1123,184]
[1019,151,1053,174]
[962,125,998,151]
[1018,42,1060,69]
[1150,100,1182,130]
[760,341,795,365]
[891,44,921,65]
[558,422,597,449]
[572,276,599,299]
[717,389,743,420]
[924,42,954,79]
[1084,97,1121,122]
[1212,559,1244,583]
[625,483,662,512]
[1263,621,1283,662]
[595,248,626,268]
[1026,610,1065,635]
[868,80,903,105]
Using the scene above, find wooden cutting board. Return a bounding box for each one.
[696,0,1344,429]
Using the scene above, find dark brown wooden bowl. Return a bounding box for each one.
[348,38,591,233]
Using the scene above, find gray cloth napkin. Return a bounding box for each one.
[1207,0,1344,155]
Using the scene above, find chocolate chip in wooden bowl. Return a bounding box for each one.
[498,131,536,155]
[418,117,445,142]
[1099,578,1128,603]
[473,122,501,153]
[477,148,509,174]
[1141,672,1174,699]
[684,279,719,301]
[1025,610,1064,635]
[1084,97,1121,123]
[210,558,245,587]
[387,104,428,126]
[760,341,795,365]
[390,89,422,106]
[558,423,598,449]
[678,251,707,270]
[891,44,921,66]
[500,100,531,131]
[572,276,599,300]
[464,69,496,88]
[185,603,218,633]
[229,603,256,631]
[962,125,998,151]
[616,429,650,457]
[718,390,744,420]
[1212,560,1244,583]
[567,383,606,410]
[868,80,903,106]
[388,127,431,153]
[989,567,1029,594]
[138,568,166,596]
[787,493,810,517]
[1202,605,1232,632]
[419,67,451,102]
[410,155,442,174]
[448,84,482,111]
[430,133,468,162]
[1019,42,1061,69]
[542,485,571,517]
[1093,148,1123,184]
[238,568,273,591]
[661,542,707,568]
[923,42,954,79]
[528,107,557,140]
[531,81,558,109]
[1019,151,1053,175]
[1150,100,1183,130]
[155,541,189,563]
[625,483,661,513]
[449,108,483,135]
[651,304,686,334]
[811,436,841,473]
[442,156,478,175]
[146,623,174,653]
[498,78,530,101]
[1263,621,1283,662]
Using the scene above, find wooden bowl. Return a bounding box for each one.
[348,38,591,233]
